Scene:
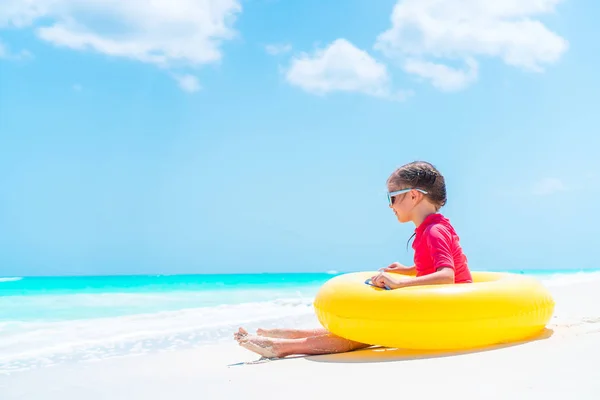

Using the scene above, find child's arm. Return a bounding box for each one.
[391,267,454,288]
[372,267,454,289]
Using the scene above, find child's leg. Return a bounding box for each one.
[256,327,329,339]
[235,331,370,358]
[234,327,329,340]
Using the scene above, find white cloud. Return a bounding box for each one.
[375,0,568,90]
[403,58,478,92]
[174,74,201,93]
[532,178,566,196]
[265,43,292,55]
[285,38,409,100]
[0,0,241,90]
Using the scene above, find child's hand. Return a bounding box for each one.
[370,272,411,289]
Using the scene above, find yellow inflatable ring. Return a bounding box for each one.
[313,271,555,350]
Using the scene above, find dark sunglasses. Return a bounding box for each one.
[387,188,428,206]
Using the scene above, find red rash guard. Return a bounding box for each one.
[412,213,473,283]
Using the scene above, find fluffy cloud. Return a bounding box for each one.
[403,58,478,92]
[285,38,408,100]
[0,0,242,91]
[532,178,566,196]
[375,0,568,90]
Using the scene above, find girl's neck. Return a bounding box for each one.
[411,207,438,228]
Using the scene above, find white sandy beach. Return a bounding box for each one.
[2,276,600,400]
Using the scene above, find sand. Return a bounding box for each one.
[2,278,600,400]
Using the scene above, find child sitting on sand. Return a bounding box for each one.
[234,161,473,358]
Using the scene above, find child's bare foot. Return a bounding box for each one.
[233,327,249,341]
[236,335,287,358]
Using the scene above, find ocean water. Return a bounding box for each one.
[1,269,599,375]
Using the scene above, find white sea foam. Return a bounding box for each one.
[0,296,318,374]
[0,287,321,321]
[538,270,600,287]
[0,277,22,283]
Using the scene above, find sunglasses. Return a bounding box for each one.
[387,188,428,206]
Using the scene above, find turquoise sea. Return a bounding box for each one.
[1,268,599,375]
[0,273,333,321]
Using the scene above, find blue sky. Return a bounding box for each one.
[1,0,599,276]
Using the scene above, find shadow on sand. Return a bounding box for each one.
[229,328,554,366]
[306,328,554,364]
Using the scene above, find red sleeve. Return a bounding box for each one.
[425,224,455,271]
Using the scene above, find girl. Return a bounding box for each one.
[234,161,472,358]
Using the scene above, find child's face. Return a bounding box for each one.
[390,193,410,223]
[388,188,413,223]
[388,187,417,223]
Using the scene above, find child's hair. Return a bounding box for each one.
[387,161,447,211]
[387,161,448,250]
